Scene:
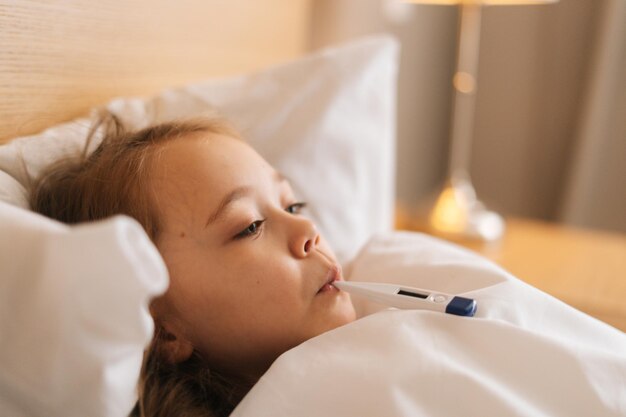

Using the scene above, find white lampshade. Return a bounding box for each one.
[405,0,558,5]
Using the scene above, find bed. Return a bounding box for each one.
[1,2,625,417]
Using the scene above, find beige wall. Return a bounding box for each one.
[0,0,312,144]
[309,0,607,225]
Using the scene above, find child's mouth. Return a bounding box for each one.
[317,265,342,294]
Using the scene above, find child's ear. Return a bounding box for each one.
[157,323,194,364]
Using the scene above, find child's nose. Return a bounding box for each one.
[289,216,320,258]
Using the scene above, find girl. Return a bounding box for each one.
[30,114,356,417]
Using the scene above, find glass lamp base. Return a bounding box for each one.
[427,177,505,242]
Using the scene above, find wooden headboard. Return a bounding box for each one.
[0,0,311,144]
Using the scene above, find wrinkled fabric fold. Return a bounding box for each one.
[0,203,168,417]
[232,232,626,417]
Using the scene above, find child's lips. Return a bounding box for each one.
[317,264,343,294]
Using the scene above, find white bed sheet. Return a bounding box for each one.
[232,232,626,417]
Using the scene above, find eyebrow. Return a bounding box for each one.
[205,186,252,228]
[204,171,288,228]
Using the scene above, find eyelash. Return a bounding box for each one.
[234,202,307,239]
[235,219,266,239]
[285,201,307,215]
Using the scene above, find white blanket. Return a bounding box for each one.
[232,232,626,417]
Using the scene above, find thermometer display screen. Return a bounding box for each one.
[397,289,428,299]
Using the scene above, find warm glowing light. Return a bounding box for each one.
[453,72,476,94]
[428,184,470,233]
[427,178,505,241]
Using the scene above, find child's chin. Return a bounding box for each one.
[333,297,358,326]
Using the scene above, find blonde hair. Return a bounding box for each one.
[30,113,248,417]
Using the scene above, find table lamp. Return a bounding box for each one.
[405,0,558,241]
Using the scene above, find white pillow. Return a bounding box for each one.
[0,202,168,417]
[0,35,399,265]
[0,35,398,417]
[232,232,626,417]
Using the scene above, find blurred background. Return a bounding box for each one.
[308,0,625,234]
[2,0,622,235]
[1,0,622,328]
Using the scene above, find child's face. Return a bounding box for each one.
[152,133,356,378]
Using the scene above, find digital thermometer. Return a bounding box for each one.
[333,281,477,317]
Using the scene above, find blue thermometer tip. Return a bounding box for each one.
[445,296,477,317]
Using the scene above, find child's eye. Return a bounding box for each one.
[286,202,307,214]
[235,220,265,239]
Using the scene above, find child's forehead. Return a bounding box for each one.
[153,134,279,187]
[150,136,294,227]
[158,133,255,164]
